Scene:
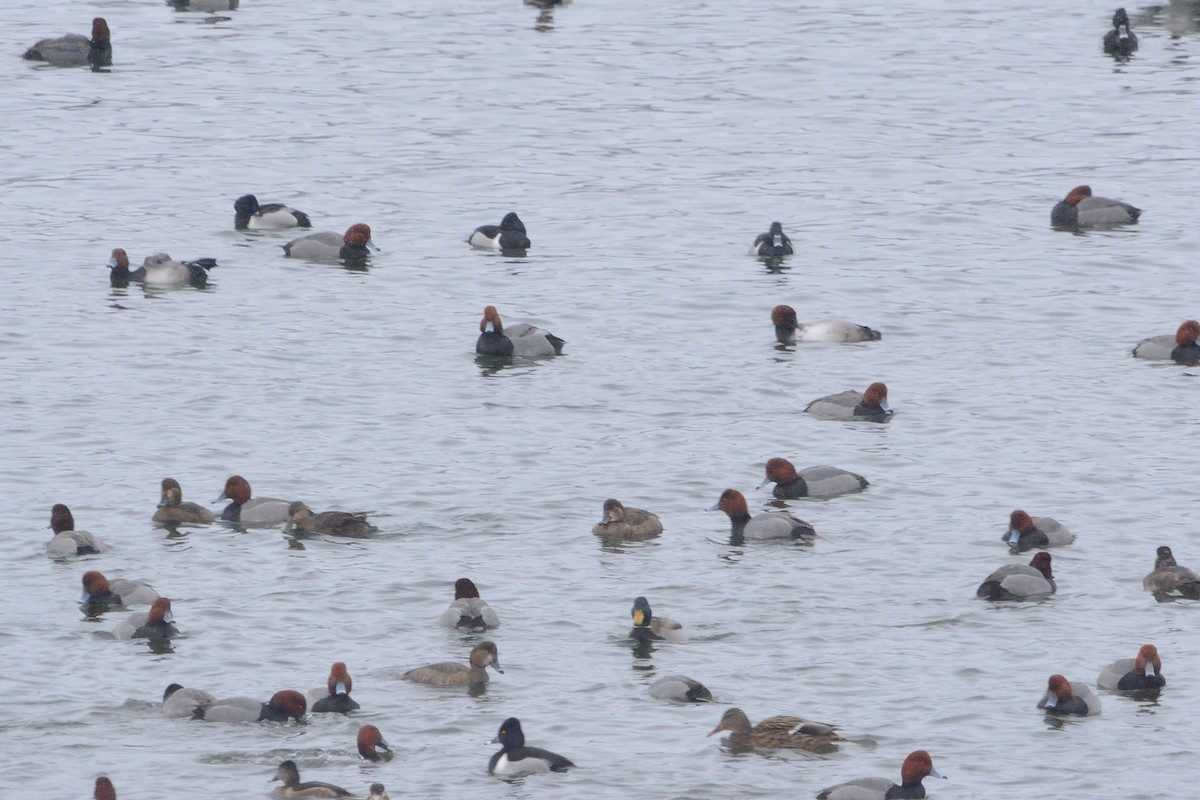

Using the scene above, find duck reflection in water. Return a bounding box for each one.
[526,0,569,32]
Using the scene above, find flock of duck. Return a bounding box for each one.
[21,3,1193,800]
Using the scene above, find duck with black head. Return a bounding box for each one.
[197,689,307,723]
[154,478,214,525]
[628,596,687,642]
[308,662,360,713]
[749,222,794,257]
[214,475,293,525]
[709,489,815,543]
[46,504,106,557]
[113,597,179,641]
[805,382,893,421]
[1098,644,1166,694]
[476,305,564,357]
[24,18,111,69]
[437,578,501,631]
[488,717,574,776]
[1103,8,1138,56]
[234,194,311,230]
[468,212,531,252]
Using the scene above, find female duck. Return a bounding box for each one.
[108,250,216,288]
[1132,320,1200,365]
[24,18,111,69]
[285,501,376,538]
[1003,510,1074,552]
[368,785,389,800]
[805,382,892,421]
[649,674,712,703]
[488,717,574,776]
[468,212,530,251]
[113,597,178,641]
[357,725,391,761]
[476,305,564,357]
[153,478,214,525]
[1050,185,1141,228]
[628,596,687,642]
[976,552,1055,600]
[214,475,293,524]
[437,578,501,631]
[708,708,842,753]
[197,690,307,723]
[1038,674,1101,716]
[80,571,159,609]
[46,504,106,557]
[749,222,793,257]
[816,750,945,800]
[162,683,215,718]
[402,641,503,686]
[1098,644,1165,693]
[771,305,881,344]
[710,488,815,543]
[1103,8,1137,55]
[592,499,663,539]
[1142,545,1200,599]
[758,457,868,499]
[234,194,311,230]
[283,223,378,261]
[271,760,351,798]
[307,662,360,713]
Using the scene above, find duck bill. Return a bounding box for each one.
[211,492,227,504]
[489,660,504,674]
[705,502,719,512]
[366,238,380,252]
[755,477,772,490]
[632,609,646,626]
[157,496,170,508]
[930,768,946,779]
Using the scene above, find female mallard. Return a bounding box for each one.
[707,707,843,753]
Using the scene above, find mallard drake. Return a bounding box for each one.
[628,596,686,642]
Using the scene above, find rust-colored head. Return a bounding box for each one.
[480,305,504,334]
[862,382,889,407]
[899,750,939,785]
[454,578,480,599]
[82,571,111,595]
[1135,644,1162,675]
[220,475,252,505]
[770,305,798,328]
[764,457,799,484]
[714,488,749,518]
[1009,510,1036,533]
[343,223,373,247]
[50,503,75,533]
[327,662,352,695]
[1175,320,1200,347]
[1047,674,1072,699]
[268,690,307,720]
[707,707,751,737]
[1029,552,1053,579]
[147,597,173,624]
[1063,186,1092,206]
[357,724,391,761]
[109,248,129,268]
[91,18,110,44]
[94,777,116,800]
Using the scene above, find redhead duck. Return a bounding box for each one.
[749,222,794,257]
[436,578,501,631]
[234,194,311,230]
[214,475,293,524]
[592,499,663,539]
[46,504,106,557]
[758,458,868,499]
[476,305,564,357]
[403,641,503,686]
[468,212,530,251]
[307,662,360,713]
[1142,545,1200,599]
[976,552,1055,600]
[709,708,842,753]
[94,777,116,800]
[1051,185,1141,228]
[629,596,687,643]
[1098,644,1165,693]
[489,717,574,776]
[771,305,881,344]
[284,502,376,538]
[357,724,391,762]
[1038,674,1101,716]
[1132,320,1200,364]
[80,571,159,610]
[710,488,815,543]
[153,478,214,525]
[1103,8,1138,55]
[197,689,307,723]
[649,674,712,703]
[1003,510,1074,552]
[162,683,215,718]
[107,250,216,288]
[272,760,351,798]
[283,224,377,261]
[805,382,892,421]
[24,18,110,69]
[816,750,945,799]
[368,785,389,800]
[113,597,178,641]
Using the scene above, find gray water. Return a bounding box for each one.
[3,0,1200,797]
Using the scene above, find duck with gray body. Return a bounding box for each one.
[162,684,215,718]
[649,674,713,702]
[24,18,111,69]
[469,212,530,251]
[436,578,501,631]
[758,458,868,500]
[1050,185,1141,228]
[233,194,309,230]
[976,553,1056,600]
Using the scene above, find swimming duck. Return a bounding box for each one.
[816,750,945,799]
[592,499,663,539]
[436,578,501,631]
[709,708,842,753]
[80,571,159,609]
[1132,320,1200,364]
[285,501,376,538]
[197,690,307,723]
[976,552,1055,600]
[1003,510,1075,552]
[488,717,574,776]
[368,785,389,800]
[1103,8,1138,55]
[162,683,215,718]
[649,674,713,703]
[1142,546,1200,599]
[402,641,503,686]
[112,597,178,641]
[234,194,311,230]
[282,224,378,261]
[476,305,564,357]
[804,382,892,421]
[153,478,214,525]
[272,760,351,798]
[357,724,391,761]
[93,777,116,800]
[757,458,868,499]
[1050,185,1141,228]
[709,489,815,543]
[308,662,360,713]
[1038,674,1101,716]
[628,596,687,643]
[1097,644,1165,693]
[24,18,111,69]
[214,475,293,524]
[468,212,531,251]
[107,250,216,288]
[771,305,881,344]
[749,222,794,257]
[46,504,106,557]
